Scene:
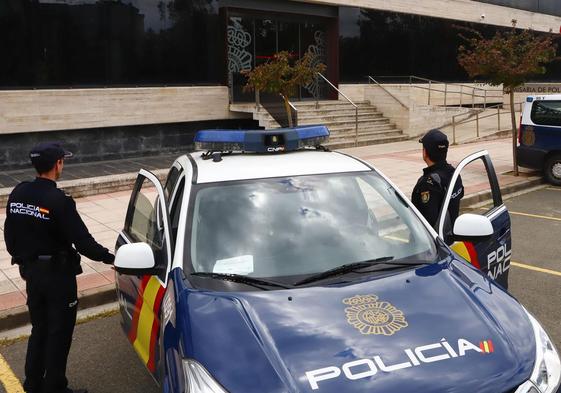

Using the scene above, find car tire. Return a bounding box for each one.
[544,153,561,186]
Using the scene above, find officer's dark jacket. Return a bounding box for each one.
[411,161,464,229]
[4,178,112,264]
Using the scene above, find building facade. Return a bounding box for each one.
[1,0,560,166]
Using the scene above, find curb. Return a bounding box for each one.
[462,175,544,207]
[0,284,117,332]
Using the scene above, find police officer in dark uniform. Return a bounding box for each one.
[412,129,464,236]
[4,142,115,393]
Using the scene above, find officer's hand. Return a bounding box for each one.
[103,253,115,265]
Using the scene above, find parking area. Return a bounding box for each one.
[0,185,560,393]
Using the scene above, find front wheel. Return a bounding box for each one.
[544,153,561,186]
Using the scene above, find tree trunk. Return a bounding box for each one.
[284,95,293,128]
[509,90,519,176]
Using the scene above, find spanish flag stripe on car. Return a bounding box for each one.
[450,241,480,269]
[129,276,166,372]
[147,286,166,372]
[128,276,151,343]
[479,340,494,353]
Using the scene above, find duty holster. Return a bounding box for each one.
[54,249,83,275]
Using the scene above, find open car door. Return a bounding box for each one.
[115,169,172,376]
[436,151,512,289]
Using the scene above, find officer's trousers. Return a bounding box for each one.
[23,263,78,393]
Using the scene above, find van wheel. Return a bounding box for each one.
[544,154,561,186]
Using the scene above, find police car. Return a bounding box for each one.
[114,126,559,393]
[518,95,561,186]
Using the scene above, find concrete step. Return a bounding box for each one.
[259,111,383,123]
[294,101,374,111]
[297,113,384,123]
[265,117,393,129]
[327,122,397,135]
[329,129,405,142]
[296,108,382,117]
[326,135,410,150]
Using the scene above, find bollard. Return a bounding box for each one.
[452,117,456,145]
[428,81,432,105]
[476,112,480,137]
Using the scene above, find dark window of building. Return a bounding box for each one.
[531,100,561,126]
[475,0,561,18]
[0,0,224,88]
[338,7,561,83]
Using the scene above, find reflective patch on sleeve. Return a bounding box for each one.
[421,191,430,204]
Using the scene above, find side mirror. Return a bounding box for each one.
[115,242,155,274]
[453,213,494,240]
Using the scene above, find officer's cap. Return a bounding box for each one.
[30,142,73,171]
[419,129,449,162]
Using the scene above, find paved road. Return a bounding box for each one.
[0,186,560,393]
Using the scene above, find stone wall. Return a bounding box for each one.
[0,86,244,135]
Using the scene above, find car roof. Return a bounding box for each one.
[186,150,371,184]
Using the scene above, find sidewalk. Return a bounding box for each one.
[0,137,542,329]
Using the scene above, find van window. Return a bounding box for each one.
[531,100,561,127]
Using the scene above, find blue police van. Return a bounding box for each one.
[518,95,561,185]
[114,126,560,393]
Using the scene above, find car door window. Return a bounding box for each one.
[531,100,561,127]
[164,165,183,203]
[125,173,171,281]
[170,178,185,241]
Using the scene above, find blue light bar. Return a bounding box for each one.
[194,125,330,153]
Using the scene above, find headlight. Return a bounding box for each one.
[516,310,561,393]
[183,359,228,393]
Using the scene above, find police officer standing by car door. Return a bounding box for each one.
[412,129,464,238]
[4,143,115,393]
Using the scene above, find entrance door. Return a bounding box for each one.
[437,151,512,289]
[299,20,327,100]
[227,11,332,103]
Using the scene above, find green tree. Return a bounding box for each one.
[243,51,326,128]
[458,26,558,175]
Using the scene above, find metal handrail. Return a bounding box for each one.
[283,94,299,127]
[375,75,504,93]
[371,75,504,108]
[450,102,524,144]
[316,72,359,146]
[367,76,409,109]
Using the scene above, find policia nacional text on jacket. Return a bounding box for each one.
[4,142,115,393]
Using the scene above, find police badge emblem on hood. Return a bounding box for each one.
[181,260,535,393]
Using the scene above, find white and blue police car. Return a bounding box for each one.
[114,125,560,393]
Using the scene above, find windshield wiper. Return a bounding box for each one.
[191,272,293,290]
[294,257,426,286]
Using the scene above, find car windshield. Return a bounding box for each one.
[188,172,436,280]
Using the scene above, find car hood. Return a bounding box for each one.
[180,259,535,393]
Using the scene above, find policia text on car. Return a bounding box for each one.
[4,142,115,393]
